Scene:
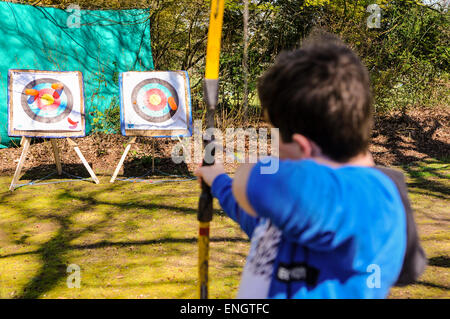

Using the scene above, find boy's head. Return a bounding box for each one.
[258,33,373,162]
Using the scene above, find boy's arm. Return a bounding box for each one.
[232,163,257,216]
[211,173,259,238]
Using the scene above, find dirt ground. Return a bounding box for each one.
[0,108,449,177]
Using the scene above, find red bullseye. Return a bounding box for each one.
[144,88,167,111]
[35,88,61,111]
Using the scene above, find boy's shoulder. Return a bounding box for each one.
[252,158,401,191]
[249,158,407,219]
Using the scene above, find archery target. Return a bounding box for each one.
[8,70,85,136]
[121,71,192,137]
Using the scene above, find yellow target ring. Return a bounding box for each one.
[148,94,162,106]
[40,94,55,105]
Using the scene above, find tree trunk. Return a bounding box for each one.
[242,0,249,120]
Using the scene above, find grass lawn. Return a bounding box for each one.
[0,159,448,299]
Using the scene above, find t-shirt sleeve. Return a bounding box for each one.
[211,173,258,238]
[246,159,347,248]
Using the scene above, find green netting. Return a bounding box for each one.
[0,1,154,148]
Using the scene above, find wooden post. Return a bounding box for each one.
[110,136,136,183]
[67,138,99,184]
[10,137,31,191]
[242,0,249,119]
[51,139,63,175]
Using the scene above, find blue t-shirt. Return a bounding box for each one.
[211,159,407,299]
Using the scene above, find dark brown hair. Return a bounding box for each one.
[258,33,373,162]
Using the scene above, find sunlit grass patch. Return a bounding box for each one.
[0,158,448,299]
[0,176,246,299]
[389,159,449,299]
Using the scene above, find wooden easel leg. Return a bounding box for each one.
[10,137,31,191]
[110,137,136,183]
[51,139,62,175]
[67,138,100,184]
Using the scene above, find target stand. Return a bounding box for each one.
[9,137,100,191]
[110,136,137,183]
[110,136,155,183]
[7,69,99,191]
[110,71,193,183]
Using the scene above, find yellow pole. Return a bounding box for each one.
[205,0,225,80]
[198,0,225,300]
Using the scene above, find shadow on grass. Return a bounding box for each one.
[415,281,450,291]
[403,163,449,201]
[20,163,93,180]
[0,236,249,260]
[428,256,450,268]
[0,163,94,181]
[0,182,234,299]
[122,156,192,179]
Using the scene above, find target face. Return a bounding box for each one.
[131,78,179,123]
[121,71,192,137]
[8,70,85,137]
[21,78,73,123]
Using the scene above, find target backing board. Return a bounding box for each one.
[8,69,85,138]
[120,71,192,137]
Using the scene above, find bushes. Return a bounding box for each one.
[89,96,121,134]
[13,0,450,118]
[362,1,450,111]
[214,0,449,116]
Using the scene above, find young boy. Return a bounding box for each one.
[195,34,424,298]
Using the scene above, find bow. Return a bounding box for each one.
[197,0,225,300]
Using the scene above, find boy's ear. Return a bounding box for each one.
[291,133,315,158]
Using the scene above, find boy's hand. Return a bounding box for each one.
[195,163,226,187]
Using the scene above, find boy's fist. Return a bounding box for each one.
[195,163,226,187]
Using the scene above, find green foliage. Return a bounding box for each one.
[294,0,450,111]
[89,96,121,133]
[12,0,450,117]
[364,1,450,110]
[217,0,449,115]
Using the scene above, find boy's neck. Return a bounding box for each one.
[312,151,375,168]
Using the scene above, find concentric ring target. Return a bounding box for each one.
[21,78,73,123]
[131,78,179,123]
